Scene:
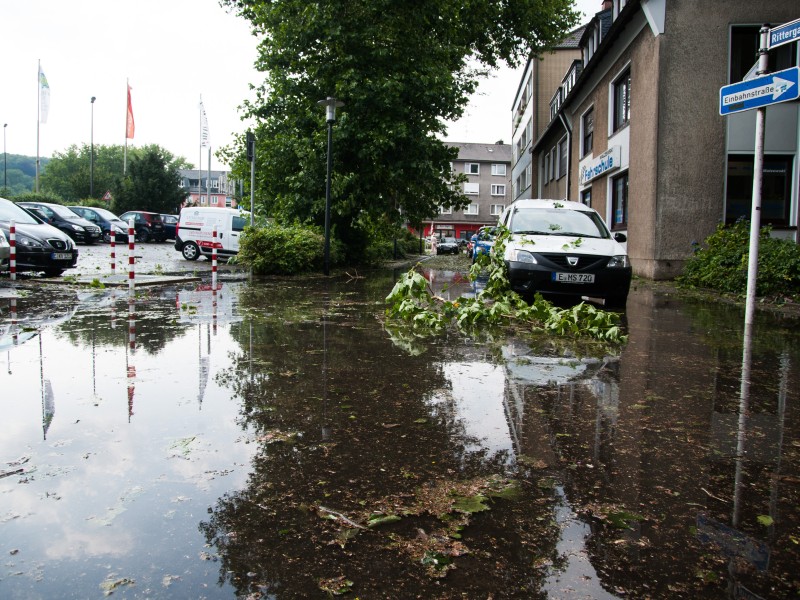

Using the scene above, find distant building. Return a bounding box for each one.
[424,142,512,241]
[179,169,238,208]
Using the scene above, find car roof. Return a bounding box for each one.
[509,199,596,212]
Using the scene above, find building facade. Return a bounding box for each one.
[511,27,584,202]
[424,142,512,241]
[179,169,238,208]
[529,0,799,280]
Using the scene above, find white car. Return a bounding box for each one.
[498,199,632,307]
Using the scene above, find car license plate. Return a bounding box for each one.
[553,272,595,283]
[52,252,72,260]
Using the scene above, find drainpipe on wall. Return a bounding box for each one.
[558,112,572,200]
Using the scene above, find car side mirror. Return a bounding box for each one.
[613,232,627,242]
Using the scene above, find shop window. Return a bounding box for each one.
[611,172,628,229]
[725,154,793,226]
[581,188,592,207]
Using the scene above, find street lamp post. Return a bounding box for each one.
[317,97,344,276]
[3,123,7,191]
[90,97,96,198]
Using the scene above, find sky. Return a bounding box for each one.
[1,0,600,169]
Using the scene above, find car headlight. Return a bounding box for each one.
[15,233,47,249]
[70,224,85,232]
[512,249,537,264]
[607,255,629,268]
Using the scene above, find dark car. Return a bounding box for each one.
[69,206,129,243]
[17,201,102,245]
[436,237,460,255]
[0,197,78,276]
[160,214,179,241]
[118,211,166,242]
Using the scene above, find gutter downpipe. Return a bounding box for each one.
[558,112,572,200]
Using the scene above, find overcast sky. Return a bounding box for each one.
[1,0,600,169]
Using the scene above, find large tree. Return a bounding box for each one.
[221,0,578,256]
[111,145,189,215]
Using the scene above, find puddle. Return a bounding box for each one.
[0,274,798,598]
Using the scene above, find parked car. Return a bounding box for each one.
[160,214,179,241]
[17,201,101,245]
[499,199,631,307]
[0,228,8,271]
[436,236,460,255]
[0,197,79,276]
[69,206,129,242]
[117,211,166,242]
[471,226,499,263]
[175,207,247,260]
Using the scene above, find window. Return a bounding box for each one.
[730,26,796,83]
[225,198,232,207]
[613,69,631,131]
[581,188,592,206]
[550,148,557,181]
[558,137,568,179]
[465,204,479,215]
[582,108,594,156]
[611,172,628,229]
[491,163,506,176]
[439,206,452,215]
[464,182,479,195]
[725,154,793,226]
[465,163,480,175]
[490,204,505,216]
[491,184,506,196]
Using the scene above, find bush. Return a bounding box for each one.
[237,223,343,275]
[678,219,800,298]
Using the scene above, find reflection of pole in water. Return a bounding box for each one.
[10,297,17,345]
[212,286,218,335]
[39,334,55,439]
[321,290,331,441]
[126,292,136,421]
[733,319,753,529]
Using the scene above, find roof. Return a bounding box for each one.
[446,142,512,162]
[557,25,587,49]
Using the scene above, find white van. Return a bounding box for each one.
[174,207,249,261]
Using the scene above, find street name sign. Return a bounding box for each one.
[719,66,800,115]
[769,18,800,50]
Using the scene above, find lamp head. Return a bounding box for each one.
[91,96,96,103]
[318,97,345,123]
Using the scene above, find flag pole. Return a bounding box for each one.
[36,60,41,193]
[199,95,203,204]
[124,79,129,175]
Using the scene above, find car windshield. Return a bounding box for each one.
[511,208,609,239]
[92,207,121,221]
[48,203,84,219]
[442,237,457,244]
[0,200,40,225]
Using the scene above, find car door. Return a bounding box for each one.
[230,215,247,253]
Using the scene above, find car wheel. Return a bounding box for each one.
[182,241,200,261]
[137,229,150,243]
[605,294,628,309]
[103,231,112,243]
[43,269,64,277]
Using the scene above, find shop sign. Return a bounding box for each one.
[580,146,621,185]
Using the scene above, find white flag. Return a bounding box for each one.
[39,64,50,124]
[200,99,210,147]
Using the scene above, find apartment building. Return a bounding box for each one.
[179,169,238,208]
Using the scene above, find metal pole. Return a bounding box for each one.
[323,118,333,276]
[3,123,7,190]
[744,25,770,328]
[249,160,255,226]
[90,97,96,198]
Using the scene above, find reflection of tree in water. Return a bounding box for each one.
[53,288,191,355]
[202,277,561,598]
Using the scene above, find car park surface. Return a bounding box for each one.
[0,197,79,276]
[499,199,631,307]
[18,201,101,245]
[69,205,129,242]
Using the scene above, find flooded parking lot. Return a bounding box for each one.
[1,262,799,598]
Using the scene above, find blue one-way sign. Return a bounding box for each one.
[720,66,800,115]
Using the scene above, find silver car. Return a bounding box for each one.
[0,228,9,270]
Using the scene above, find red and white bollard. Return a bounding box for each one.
[127,218,135,292]
[110,235,116,274]
[212,225,218,289]
[9,219,16,281]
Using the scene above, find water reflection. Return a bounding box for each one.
[0,277,797,598]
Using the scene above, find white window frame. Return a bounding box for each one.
[491,184,506,196]
[610,62,632,134]
[439,206,452,215]
[464,182,480,195]
[557,136,568,179]
[490,204,505,216]
[465,163,480,175]
[464,203,479,215]
[491,163,507,176]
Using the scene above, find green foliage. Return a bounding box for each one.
[220,0,578,260]
[111,146,189,215]
[0,154,44,196]
[678,219,800,298]
[237,223,343,275]
[13,191,65,204]
[385,228,627,344]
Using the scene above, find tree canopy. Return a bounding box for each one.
[220,0,578,258]
[112,146,189,215]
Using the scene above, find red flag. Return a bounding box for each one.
[126,84,135,139]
